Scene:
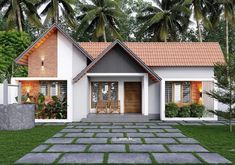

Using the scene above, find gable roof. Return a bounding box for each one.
[15,24,93,65]
[73,40,162,83]
[79,42,224,67]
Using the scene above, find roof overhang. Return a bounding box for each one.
[15,24,94,65]
[73,40,162,83]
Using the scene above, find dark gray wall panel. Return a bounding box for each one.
[90,45,145,73]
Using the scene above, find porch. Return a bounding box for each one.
[87,73,149,116]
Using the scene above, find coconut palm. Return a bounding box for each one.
[76,0,125,42]
[191,0,221,42]
[216,0,235,56]
[137,0,191,42]
[36,0,76,26]
[0,0,42,32]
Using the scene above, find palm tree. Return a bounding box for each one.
[36,0,76,26]
[190,0,221,42]
[137,0,191,42]
[216,0,235,56]
[76,0,125,42]
[0,0,41,32]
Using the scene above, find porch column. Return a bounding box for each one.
[160,80,165,120]
[119,81,124,114]
[142,74,148,115]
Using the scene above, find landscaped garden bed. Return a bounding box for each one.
[165,103,212,119]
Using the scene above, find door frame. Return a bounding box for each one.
[124,81,142,113]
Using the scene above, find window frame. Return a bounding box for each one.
[39,81,67,97]
[90,81,119,109]
[166,81,191,104]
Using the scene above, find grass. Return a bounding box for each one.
[176,125,235,164]
[0,125,64,165]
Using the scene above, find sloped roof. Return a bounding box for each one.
[73,40,161,83]
[15,24,93,65]
[79,42,224,67]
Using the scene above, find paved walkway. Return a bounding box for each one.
[16,122,232,164]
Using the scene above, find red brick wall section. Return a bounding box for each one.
[21,81,52,103]
[191,81,202,103]
[28,32,57,77]
[21,81,40,97]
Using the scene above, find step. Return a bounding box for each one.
[81,114,150,123]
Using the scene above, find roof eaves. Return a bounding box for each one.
[15,24,57,65]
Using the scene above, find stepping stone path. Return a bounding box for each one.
[16,121,232,164]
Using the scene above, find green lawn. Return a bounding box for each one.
[176,125,235,164]
[0,125,64,165]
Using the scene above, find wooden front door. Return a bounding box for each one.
[124,82,141,113]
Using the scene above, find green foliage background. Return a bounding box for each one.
[0,31,31,82]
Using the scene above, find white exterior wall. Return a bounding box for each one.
[57,32,88,122]
[153,66,217,121]
[72,46,87,77]
[73,76,89,121]
[0,83,18,104]
[57,32,73,78]
[153,67,214,79]
[148,80,161,117]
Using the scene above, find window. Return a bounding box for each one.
[40,82,48,96]
[174,82,181,103]
[165,82,172,103]
[102,82,109,101]
[40,81,67,97]
[50,82,58,96]
[60,81,67,98]
[182,82,191,103]
[91,82,118,108]
[165,81,191,104]
[91,82,99,108]
[110,82,118,101]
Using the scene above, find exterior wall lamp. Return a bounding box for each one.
[41,57,45,70]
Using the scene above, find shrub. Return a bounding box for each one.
[165,103,179,117]
[190,103,205,117]
[178,106,191,117]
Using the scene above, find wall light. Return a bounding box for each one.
[41,57,45,70]
[26,87,31,93]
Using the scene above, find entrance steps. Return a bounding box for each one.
[81,114,150,122]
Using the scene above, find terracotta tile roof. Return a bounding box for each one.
[79,42,224,67]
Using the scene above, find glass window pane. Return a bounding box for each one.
[60,81,67,98]
[91,82,99,108]
[50,82,58,96]
[40,81,47,96]
[165,82,172,103]
[174,82,181,103]
[110,82,118,101]
[102,82,109,101]
[183,82,191,103]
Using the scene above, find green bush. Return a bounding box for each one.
[178,106,191,117]
[165,103,179,117]
[190,103,205,117]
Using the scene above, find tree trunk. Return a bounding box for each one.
[103,29,107,42]
[196,20,202,42]
[16,1,23,32]
[164,36,167,42]
[229,119,232,132]
[226,19,229,57]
